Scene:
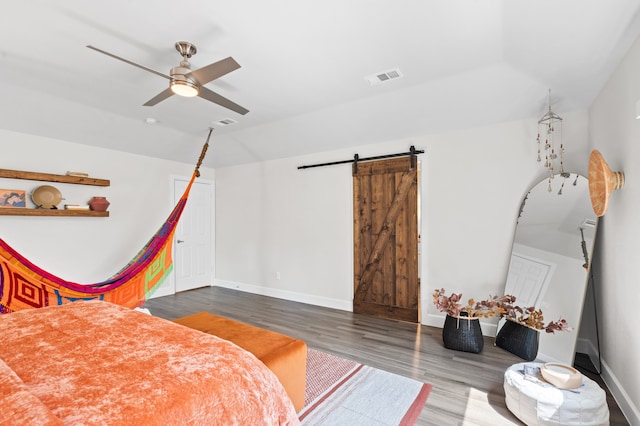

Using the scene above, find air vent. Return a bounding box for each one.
[582,218,597,228]
[214,118,237,126]
[365,68,403,85]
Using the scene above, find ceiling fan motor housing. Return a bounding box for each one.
[171,64,196,81]
[170,65,198,96]
[171,42,198,89]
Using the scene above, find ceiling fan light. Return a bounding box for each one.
[171,80,199,97]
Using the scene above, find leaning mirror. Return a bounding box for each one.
[497,172,597,365]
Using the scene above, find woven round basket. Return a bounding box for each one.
[495,319,540,361]
[442,313,484,353]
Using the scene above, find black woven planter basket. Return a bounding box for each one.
[495,319,539,361]
[442,313,484,353]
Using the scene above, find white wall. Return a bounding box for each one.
[588,32,640,425]
[0,129,214,296]
[215,110,591,338]
[215,148,355,309]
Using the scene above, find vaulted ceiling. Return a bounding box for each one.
[1,1,639,168]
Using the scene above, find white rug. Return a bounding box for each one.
[299,349,431,426]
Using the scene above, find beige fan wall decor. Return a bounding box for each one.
[588,150,624,217]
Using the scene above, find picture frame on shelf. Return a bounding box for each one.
[0,189,26,208]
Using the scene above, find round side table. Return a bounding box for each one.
[504,362,609,426]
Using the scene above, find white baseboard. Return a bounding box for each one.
[572,338,639,425]
[600,357,640,425]
[535,351,567,365]
[575,337,599,361]
[214,279,353,312]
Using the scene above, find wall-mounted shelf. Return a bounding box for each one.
[0,168,110,217]
[0,169,110,186]
[0,208,108,217]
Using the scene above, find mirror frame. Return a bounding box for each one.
[498,172,597,365]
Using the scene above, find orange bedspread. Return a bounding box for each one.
[0,301,300,425]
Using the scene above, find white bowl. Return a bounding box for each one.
[541,363,583,389]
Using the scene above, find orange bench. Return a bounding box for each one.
[173,312,307,411]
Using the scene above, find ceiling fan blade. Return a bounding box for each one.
[143,87,174,106]
[86,45,170,81]
[187,57,240,86]
[198,86,249,115]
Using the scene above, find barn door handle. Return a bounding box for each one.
[176,240,185,244]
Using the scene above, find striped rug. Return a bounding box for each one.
[299,349,432,425]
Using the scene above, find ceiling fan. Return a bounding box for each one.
[87,41,249,115]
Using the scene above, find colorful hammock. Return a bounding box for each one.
[0,130,212,314]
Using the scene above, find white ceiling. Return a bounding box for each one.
[1,1,640,168]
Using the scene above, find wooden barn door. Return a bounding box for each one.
[353,156,419,322]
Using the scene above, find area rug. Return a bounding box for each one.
[299,348,432,425]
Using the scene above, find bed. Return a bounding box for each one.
[0,300,300,425]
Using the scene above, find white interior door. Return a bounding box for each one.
[498,252,554,332]
[174,178,213,292]
[505,253,553,307]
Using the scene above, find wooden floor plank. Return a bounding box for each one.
[144,286,629,426]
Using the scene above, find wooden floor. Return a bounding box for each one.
[144,287,629,426]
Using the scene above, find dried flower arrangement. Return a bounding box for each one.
[432,288,514,318]
[432,288,572,333]
[502,305,573,333]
